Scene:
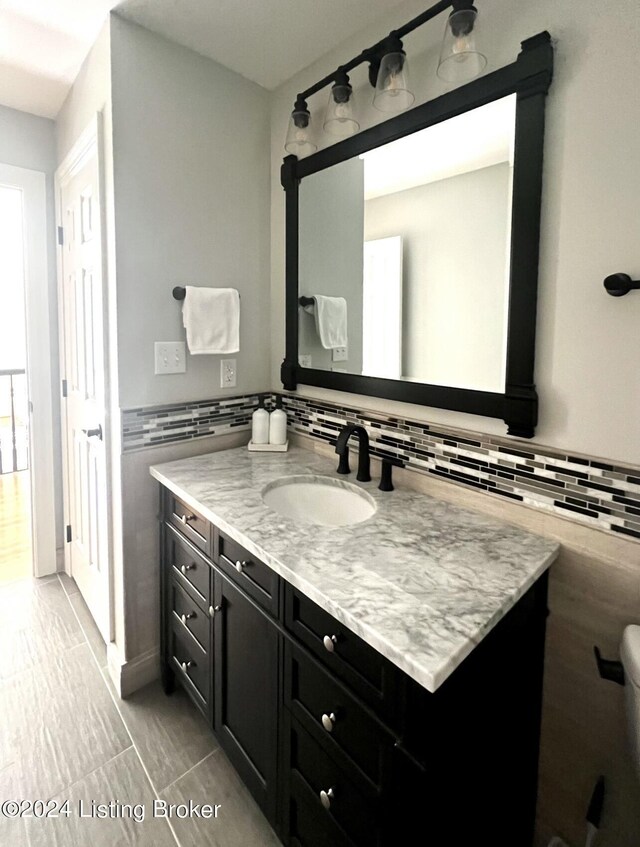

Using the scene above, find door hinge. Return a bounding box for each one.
[57,226,64,246]
[62,379,67,398]
[66,525,72,543]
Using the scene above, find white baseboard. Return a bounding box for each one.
[107,644,159,698]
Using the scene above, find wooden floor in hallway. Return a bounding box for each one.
[0,470,32,583]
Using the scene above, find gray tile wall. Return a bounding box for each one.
[121,392,640,541]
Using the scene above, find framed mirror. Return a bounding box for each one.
[281,32,553,438]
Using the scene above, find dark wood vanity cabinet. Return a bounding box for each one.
[161,495,280,824]
[159,485,549,846]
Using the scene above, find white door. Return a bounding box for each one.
[57,123,111,641]
[362,236,403,379]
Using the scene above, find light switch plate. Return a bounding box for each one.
[299,354,312,368]
[154,342,186,375]
[332,347,347,362]
[220,358,237,388]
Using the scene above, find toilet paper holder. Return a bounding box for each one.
[594,645,624,685]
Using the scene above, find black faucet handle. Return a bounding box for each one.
[336,450,350,475]
[378,458,400,491]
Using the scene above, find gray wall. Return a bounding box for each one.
[298,156,364,372]
[0,104,62,550]
[364,163,511,391]
[107,17,271,661]
[110,16,271,410]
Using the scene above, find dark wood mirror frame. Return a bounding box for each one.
[281,32,553,438]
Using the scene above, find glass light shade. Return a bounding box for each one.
[323,84,360,137]
[284,109,317,157]
[437,7,487,84]
[373,51,414,113]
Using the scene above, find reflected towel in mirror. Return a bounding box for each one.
[303,295,347,350]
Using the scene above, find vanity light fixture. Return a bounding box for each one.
[284,97,317,157]
[437,4,487,83]
[372,34,414,113]
[323,69,360,137]
[283,0,487,156]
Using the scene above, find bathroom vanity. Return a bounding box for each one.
[151,446,558,846]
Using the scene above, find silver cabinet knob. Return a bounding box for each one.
[180,563,194,575]
[321,712,337,732]
[180,612,195,624]
[208,604,223,618]
[323,634,338,653]
[319,788,335,810]
[180,513,196,524]
[180,660,194,673]
[235,560,249,573]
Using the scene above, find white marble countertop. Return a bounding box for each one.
[150,446,559,692]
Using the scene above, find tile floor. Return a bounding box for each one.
[0,573,282,846]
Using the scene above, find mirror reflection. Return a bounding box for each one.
[298,94,516,393]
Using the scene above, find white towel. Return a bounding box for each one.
[182,286,240,355]
[303,295,348,350]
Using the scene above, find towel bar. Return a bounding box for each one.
[299,296,314,307]
[603,273,640,297]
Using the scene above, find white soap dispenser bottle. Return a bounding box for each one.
[251,395,269,445]
[269,395,287,445]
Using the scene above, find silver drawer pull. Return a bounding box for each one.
[179,513,196,524]
[180,563,195,575]
[180,612,195,624]
[321,712,337,732]
[319,788,335,810]
[208,604,223,618]
[175,658,194,673]
[323,634,338,653]
[235,560,249,574]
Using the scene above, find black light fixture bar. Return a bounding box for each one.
[295,0,457,103]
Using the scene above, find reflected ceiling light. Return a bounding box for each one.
[437,4,487,84]
[284,98,317,157]
[283,1,489,158]
[323,69,360,137]
[372,34,414,113]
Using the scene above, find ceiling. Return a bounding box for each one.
[363,95,517,200]
[0,0,409,119]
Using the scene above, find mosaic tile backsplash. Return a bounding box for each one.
[122,394,256,450]
[123,391,640,541]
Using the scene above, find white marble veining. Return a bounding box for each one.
[150,446,559,692]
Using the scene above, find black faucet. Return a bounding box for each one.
[335,425,371,482]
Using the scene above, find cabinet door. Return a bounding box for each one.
[213,570,279,826]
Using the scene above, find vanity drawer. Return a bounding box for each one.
[216,530,279,616]
[287,770,355,847]
[166,492,212,557]
[169,578,210,653]
[166,524,212,606]
[284,640,393,789]
[283,713,381,847]
[284,585,399,726]
[169,621,210,711]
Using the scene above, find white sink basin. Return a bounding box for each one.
[261,475,376,527]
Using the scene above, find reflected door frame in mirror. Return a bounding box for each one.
[281,32,553,438]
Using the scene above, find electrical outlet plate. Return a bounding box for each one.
[332,347,347,362]
[299,354,312,368]
[220,358,237,388]
[154,342,186,375]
